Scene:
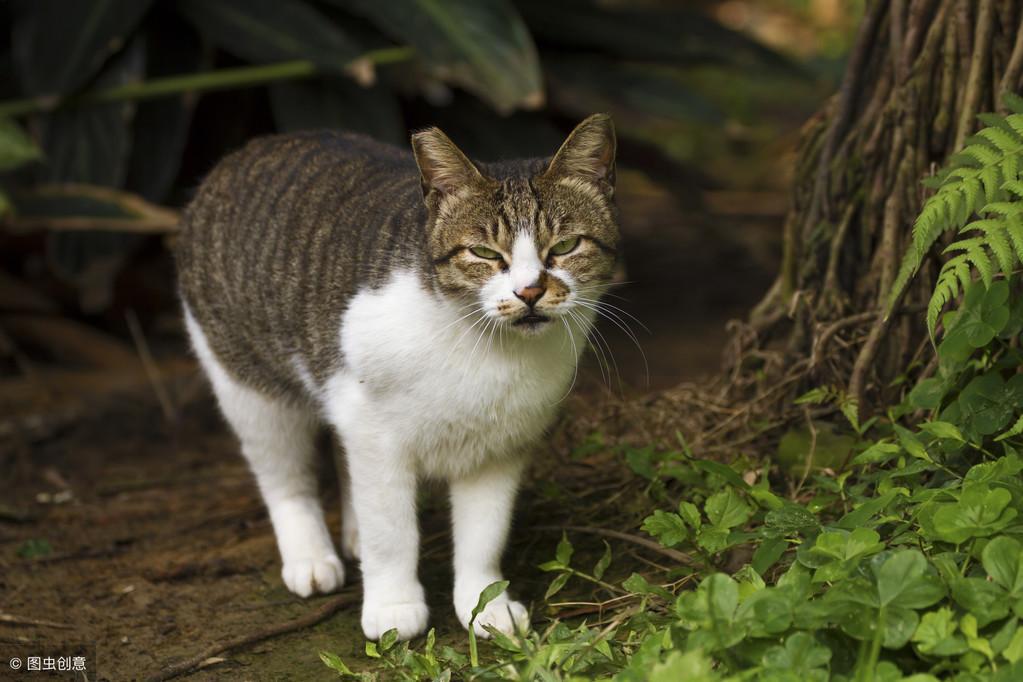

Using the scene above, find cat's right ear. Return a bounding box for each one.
[411,128,485,200]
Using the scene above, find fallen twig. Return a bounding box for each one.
[533,525,697,567]
[146,592,354,682]
[0,612,73,630]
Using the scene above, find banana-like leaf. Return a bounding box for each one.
[178,0,362,70]
[126,15,204,202]
[12,0,154,95]
[270,77,404,146]
[516,0,800,75]
[39,38,145,186]
[544,55,720,125]
[0,118,42,172]
[337,0,543,113]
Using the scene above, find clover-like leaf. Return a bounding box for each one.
[705,488,751,530]
[932,484,1017,544]
[912,607,969,656]
[874,550,945,609]
[642,510,688,547]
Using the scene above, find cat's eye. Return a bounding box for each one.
[469,245,502,260]
[549,236,581,256]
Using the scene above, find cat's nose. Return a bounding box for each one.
[514,282,546,307]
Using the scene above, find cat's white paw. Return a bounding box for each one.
[468,599,529,638]
[340,517,360,560]
[281,554,345,597]
[361,601,429,641]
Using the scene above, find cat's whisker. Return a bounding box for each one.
[552,318,580,405]
[573,295,650,334]
[567,308,608,389]
[573,308,621,393]
[570,299,649,388]
[468,315,496,366]
[445,311,491,366]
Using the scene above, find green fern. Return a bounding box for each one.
[891,95,1023,339]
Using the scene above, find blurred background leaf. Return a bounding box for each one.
[0,0,859,321]
[339,0,543,112]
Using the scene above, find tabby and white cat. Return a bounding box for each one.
[176,114,619,641]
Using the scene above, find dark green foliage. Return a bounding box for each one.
[315,96,1023,680]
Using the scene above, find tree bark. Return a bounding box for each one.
[636,0,1023,454]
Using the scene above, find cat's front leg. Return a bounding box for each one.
[450,456,530,637]
[343,429,428,641]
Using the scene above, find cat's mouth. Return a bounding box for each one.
[513,312,551,328]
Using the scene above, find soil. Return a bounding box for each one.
[0,177,780,681]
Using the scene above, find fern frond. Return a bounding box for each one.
[1003,179,1023,198]
[960,142,1002,167]
[1006,112,1023,138]
[1004,209,1023,264]
[889,104,1023,317]
[979,164,1004,203]
[942,237,994,288]
[928,255,970,338]
[1003,92,1023,115]
[961,218,1014,276]
[977,119,1023,152]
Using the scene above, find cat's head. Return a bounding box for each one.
[412,114,618,336]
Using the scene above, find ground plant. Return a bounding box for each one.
[316,105,1023,681]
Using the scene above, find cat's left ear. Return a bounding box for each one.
[411,127,486,199]
[544,113,616,197]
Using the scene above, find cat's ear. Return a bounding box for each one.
[411,127,485,199]
[544,114,616,195]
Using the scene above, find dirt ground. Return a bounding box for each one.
[0,179,780,681]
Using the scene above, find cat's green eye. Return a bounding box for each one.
[549,236,581,256]
[469,245,502,260]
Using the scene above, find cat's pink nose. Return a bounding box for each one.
[514,283,546,306]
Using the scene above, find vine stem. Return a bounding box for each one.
[0,46,414,118]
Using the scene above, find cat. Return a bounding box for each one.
[175,114,619,641]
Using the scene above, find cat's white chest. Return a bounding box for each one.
[324,272,582,478]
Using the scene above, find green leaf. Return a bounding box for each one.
[912,607,969,656]
[918,420,966,442]
[319,651,357,675]
[647,650,719,682]
[704,488,751,530]
[470,580,509,623]
[895,424,933,462]
[378,628,399,652]
[1004,627,1023,663]
[678,501,702,531]
[0,118,42,172]
[958,372,1023,437]
[642,510,688,547]
[952,577,1012,627]
[983,536,1023,595]
[765,504,820,535]
[752,538,788,575]
[761,632,831,677]
[340,0,543,113]
[623,572,672,599]
[555,533,574,567]
[940,280,1011,358]
[12,0,153,95]
[852,441,901,466]
[690,459,751,490]
[544,572,570,600]
[874,550,945,609]
[179,0,362,70]
[932,484,1017,544]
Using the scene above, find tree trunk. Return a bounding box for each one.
[635,0,1023,454]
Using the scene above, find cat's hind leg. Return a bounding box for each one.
[184,310,344,597]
